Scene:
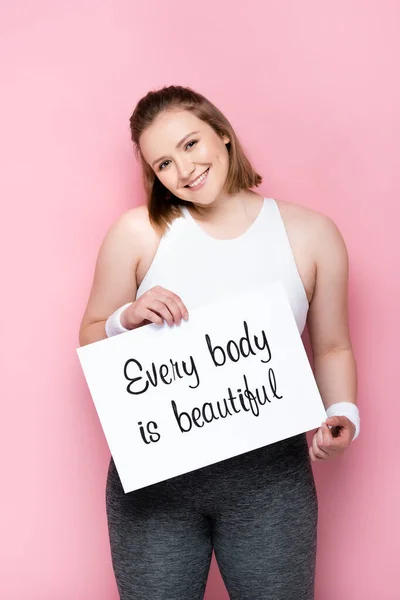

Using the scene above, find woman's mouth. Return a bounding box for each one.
[185,167,210,191]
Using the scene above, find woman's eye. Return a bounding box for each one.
[158,141,197,171]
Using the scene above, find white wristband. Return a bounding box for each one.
[105,302,134,337]
[325,402,360,441]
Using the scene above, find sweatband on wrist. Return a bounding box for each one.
[325,402,360,441]
[105,302,134,337]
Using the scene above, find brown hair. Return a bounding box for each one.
[129,85,262,232]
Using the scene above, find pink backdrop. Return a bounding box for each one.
[1,1,399,598]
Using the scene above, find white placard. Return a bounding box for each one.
[76,280,326,493]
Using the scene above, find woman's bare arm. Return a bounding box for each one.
[306,214,357,410]
[78,209,143,347]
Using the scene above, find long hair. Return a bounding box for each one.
[129,85,262,232]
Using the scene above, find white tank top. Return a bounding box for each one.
[136,197,309,334]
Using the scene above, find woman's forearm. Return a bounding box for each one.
[312,347,358,411]
[79,320,108,347]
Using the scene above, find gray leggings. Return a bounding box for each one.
[105,432,318,600]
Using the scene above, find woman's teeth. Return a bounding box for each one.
[186,168,209,189]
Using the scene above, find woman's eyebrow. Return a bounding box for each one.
[152,131,200,167]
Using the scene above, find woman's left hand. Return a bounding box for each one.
[309,416,356,461]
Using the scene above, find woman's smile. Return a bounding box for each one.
[184,167,210,191]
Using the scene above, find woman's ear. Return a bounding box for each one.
[222,134,230,145]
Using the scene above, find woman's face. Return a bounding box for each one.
[139,109,230,206]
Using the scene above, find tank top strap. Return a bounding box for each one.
[261,197,309,308]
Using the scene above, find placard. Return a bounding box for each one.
[76,280,326,493]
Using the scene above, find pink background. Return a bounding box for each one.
[1,1,399,598]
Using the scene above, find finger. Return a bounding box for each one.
[317,426,324,446]
[312,433,325,458]
[330,426,343,439]
[325,417,353,447]
[151,295,181,325]
[325,415,348,429]
[329,427,352,451]
[148,300,175,327]
[321,423,344,454]
[309,445,322,462]
[159,292,189,322]
[148,289,180,323]
[142,309,164,326]
[312,431,330,460]
[320,423,333,448]
[167,292,189,321]
[325,416,347,441]
[326,416,355,440]
[163,297,185,325]
[152,287,189,321]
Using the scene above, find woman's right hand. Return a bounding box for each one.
[120,285,189,330]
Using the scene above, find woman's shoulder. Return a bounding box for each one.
[275,198,347,256]
[100,204,161,267]
[118,203,153,230]
[275,198,341,236]
[115,203,161,243]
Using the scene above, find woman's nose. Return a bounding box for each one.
[175,156,195,180]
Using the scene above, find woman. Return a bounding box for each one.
[79,85,360,600]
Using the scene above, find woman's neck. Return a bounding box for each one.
[189,190,262,223]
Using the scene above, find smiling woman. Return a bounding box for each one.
[78,84,359,600]
[129,86,262,231]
